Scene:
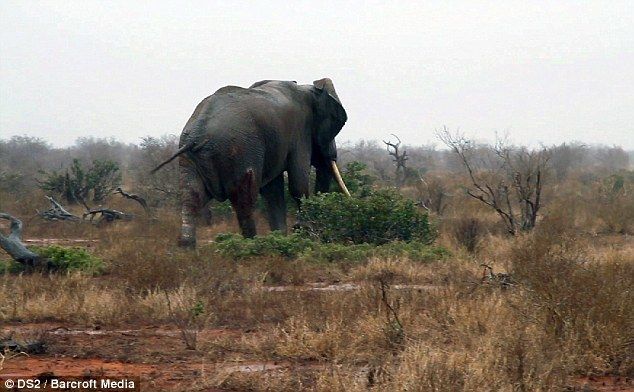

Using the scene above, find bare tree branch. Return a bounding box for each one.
[38,196,80,221]
[83,207,133,225]
[383,133,409,187]
[437,127,549,234]
[114,187,149,213]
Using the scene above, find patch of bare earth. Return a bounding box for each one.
[572,376,634,391]
[0,322,316,391]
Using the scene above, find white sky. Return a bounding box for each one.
[1,1,633,148]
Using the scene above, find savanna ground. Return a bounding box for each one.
[1,137,633,391]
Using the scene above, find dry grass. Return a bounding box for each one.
[1,178,633,391]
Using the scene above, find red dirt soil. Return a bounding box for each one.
[0,323,257,391]
[1,321,632,391]
[572,376,634,392]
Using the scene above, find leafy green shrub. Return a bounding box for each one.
[209,200,234,220]
[30,245,105,274]
[213,232,315,259]
[38,158,121,204]
[339,161,375,196]
[0,171,26,195]
[211,233,447,263]
[298,189,436,245]
[303,241,448,263]
[0,258,25,274]
[303,242,374,263]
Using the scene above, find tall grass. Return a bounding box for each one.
[1,165,632,391]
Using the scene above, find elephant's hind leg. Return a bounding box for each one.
[178,158,210,248]
[260,174,287,233]
[230,169,258,238]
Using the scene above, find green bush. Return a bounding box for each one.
[209,200,234,220]
[373,241,450,261]
[0,258,25,274]
[31,245,105,274]
[339,161,375,196]
[210,189,442,263]
[211,233,447,264]
[303,241,448,263]
[213,232,314,259]
[38,158,121,204]
[298,188,436,245]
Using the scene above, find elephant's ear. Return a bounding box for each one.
[313,78,347,148]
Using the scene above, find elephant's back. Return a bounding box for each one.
[181,81,301,156]
[198,86,278,115]
[182,87,270,166]
[188,85,293,135]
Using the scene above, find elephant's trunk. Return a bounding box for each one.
[330,161,351,197]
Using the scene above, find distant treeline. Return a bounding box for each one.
[1,134,631,205]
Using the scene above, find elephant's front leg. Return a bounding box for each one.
[315,165,333,194]
[178,158,208,248]
[287,161,310,209]
[260,174,287,233]
[287,160,311,231]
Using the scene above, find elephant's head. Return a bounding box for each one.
[311,78,350,196]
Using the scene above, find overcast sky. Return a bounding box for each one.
[1,1,633,148]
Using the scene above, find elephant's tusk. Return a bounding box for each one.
[331,161,351,197]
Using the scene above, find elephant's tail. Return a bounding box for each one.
[150,141,195,174]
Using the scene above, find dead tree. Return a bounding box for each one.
[383,134,409,187]
[437,127,549,235]
[415,175,452,215]
[37,196,80,221]
[0,213,43,266]
[83,207,133,225]
[113,187,149,213]
[494,142,550,232]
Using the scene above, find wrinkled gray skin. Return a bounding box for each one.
[158,78,349,247]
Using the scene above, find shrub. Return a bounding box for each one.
[339,161,375,196]
[31,245,105,274]
[0,171,26,195]
[211,233,448,264]
[213,232,315,259]
[509,226,634,374]
[0,258,25,274]
[451,217,483,253]
[594,171,634,234]
[303,242,374,263]
[38,158,121,204]
[298,189,436,245]
[209,200,234,221]
[302,241,448,263]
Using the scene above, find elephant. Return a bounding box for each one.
[152,78,351,247]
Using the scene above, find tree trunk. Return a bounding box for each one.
[0,213,43,266]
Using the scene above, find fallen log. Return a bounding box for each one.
[37,196,80,221]
[113,187,149,213]
[83,207,133,225]
[0,212,44,266]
